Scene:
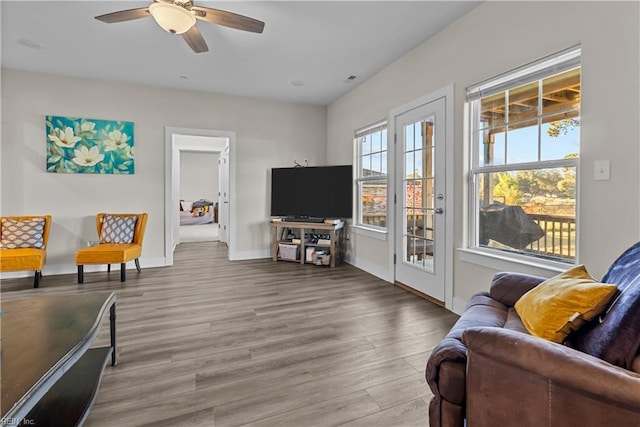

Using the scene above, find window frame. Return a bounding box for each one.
[354,121,388,232]
[466,46,581,266]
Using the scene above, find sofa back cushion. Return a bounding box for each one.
[570,241,640,369]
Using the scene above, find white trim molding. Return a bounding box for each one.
[388,84,455,311]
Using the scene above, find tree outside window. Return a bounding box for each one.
[468,48,581,263]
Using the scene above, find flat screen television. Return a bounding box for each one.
[270,165,352,220]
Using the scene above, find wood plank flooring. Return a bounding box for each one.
[0,242,459,426]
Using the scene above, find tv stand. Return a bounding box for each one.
[271,219,345,267]
[282,216,325,223]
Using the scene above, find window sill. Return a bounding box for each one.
[351,225,387,241]
[458,247,572,277]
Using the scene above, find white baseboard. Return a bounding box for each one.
[345,258,393,283]
[0,257,168,280]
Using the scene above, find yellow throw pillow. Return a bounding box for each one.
[514,265,618,343]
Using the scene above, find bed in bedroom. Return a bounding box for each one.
[180,199,218,225]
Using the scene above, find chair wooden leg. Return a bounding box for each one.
[120,263,126,282]
[135,258,141,272]
[107,264,111,273]
[78,265,84,284]
[33,271,40,288]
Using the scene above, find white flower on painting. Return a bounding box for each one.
[72,146,104,167]
[80,121,96,135]
[103,130,130,151]
[122,145,135,158]
[81,122,95,132]
[49,126,81,148]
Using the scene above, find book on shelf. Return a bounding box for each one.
[292,238,301,244]
[317,239,331,245]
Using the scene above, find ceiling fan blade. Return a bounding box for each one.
[182,25,209,54]
[95,8,150,24]
[192,6,265,33]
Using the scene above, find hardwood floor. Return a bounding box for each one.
[1,242,459,426]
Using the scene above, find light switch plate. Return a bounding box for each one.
[594,160,610,181]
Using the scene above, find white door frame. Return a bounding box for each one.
[218,145,230,245]
[388,84,454,309]
[164,127,237,265]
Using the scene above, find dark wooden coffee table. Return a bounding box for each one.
[1,292,116,427]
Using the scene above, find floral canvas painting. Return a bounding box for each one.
[46,115,134,174]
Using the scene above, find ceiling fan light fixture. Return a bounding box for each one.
[149,2,196,35]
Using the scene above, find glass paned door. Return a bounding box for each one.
[404,118,435,272]
[395,97,446,301]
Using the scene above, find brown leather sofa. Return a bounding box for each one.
[464,327,640,426]
[426,242,640,427]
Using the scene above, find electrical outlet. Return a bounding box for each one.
[594,160,610,181]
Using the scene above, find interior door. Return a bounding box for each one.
[395,97,446,301]
[219,146,230,245]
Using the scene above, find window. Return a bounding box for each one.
[467,47,581,263]
[355,122,388,229]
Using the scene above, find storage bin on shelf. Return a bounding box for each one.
[305,247,316,262]
[278,243,299,261]
[309,249,330,266]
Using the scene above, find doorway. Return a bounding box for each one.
[179,149,220,243]
[390,86,454,307]
[164,127,236,266]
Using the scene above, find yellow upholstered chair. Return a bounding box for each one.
[0,215,52,288]
[75,213,147,284]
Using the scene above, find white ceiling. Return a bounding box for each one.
[1,1,480,106]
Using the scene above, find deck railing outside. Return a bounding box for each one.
[361,214,387,228]
[525,213,576,260]
[362,212,576,261]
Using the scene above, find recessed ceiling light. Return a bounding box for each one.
[347,75,357,81]
[290,80,305,87]
[18,39,42,50]
[179,75,189,80]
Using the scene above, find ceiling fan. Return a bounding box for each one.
[95,0,265,54]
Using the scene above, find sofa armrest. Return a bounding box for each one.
[463,327,640,425]
[426,337,467,392]
[426,292,512,392]
[426,337,468,427]
[489,272,546,307]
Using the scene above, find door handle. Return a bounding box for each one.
[435,208,444,214]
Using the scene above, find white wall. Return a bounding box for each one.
[1,70,326,275]
[327,1,640,306]
[180,151,219,203]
